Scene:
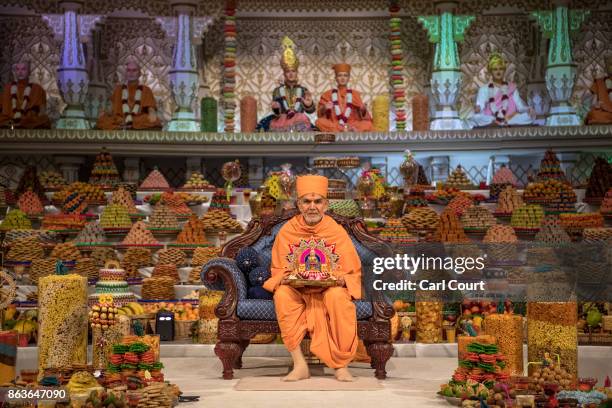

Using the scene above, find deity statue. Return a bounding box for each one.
[0,61,51,129]
[468,53,535,128]
[305,248,321,272]
[585,55,612,125]
[256,37,315,132]
[96,61,162,130]
[315,63,373,132]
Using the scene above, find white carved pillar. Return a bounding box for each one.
[527,22,551,126]
[55,156,85,183]
[84,27,107,126]
[122,158,141,184]
[430,156,450,183]
[56,1,90,129]
[185,157,204,179]
[248,157,264,188]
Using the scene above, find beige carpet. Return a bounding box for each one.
[235,375,384,391]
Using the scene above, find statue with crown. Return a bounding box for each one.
[256,37,316,132]
[468,52,535,128]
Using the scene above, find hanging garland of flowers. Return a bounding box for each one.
[223,0,237,132]
[389,0,406,130]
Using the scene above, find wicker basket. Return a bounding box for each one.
[174,320,197,341]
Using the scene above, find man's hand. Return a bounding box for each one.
[336,276,346,287]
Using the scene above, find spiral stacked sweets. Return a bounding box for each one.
[182,172,215,190]
[121,248,152,279]
[90,247,118,267]
[152,264,180,283]
[222,1,237,132]
[378,218,415,244]
[17,190,44,215]
[139,168,170,190]
[62,191,88,215]
[75,221,106,245]
[445,165,476,189]
[201,97,218,132]
[495,186,523,215]
[142,277,175,300]
[30,258,57,284]
[411,93,429,131]
[0,209,32,230]
[39,171,67,190]
[371,95,390,131]
[209,189,231,212]
[535,215,572,244]
[201,209,243,232]
[511,204,544,229]
[7,236,44,262]
[401,207,440,231]
[389,1,406,129]
[461,206,497,230]
[53,182,106,203]
[74,258,98,281]
[38,274,88,380]
[148,204,179,230]
[523,179,576,211]
[100,204,132,228]
[89,148,121,187]
[157,248,186,266]
[122,221,159,245]
[109,187,138,214]
[536,149,568,182]
[160,192,192,217]
[176,215,209,245]
[51,242,81,262]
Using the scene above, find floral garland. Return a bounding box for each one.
[487,82,510,124]
[279,85,303,118]
[121,84,143,126]
[10,82,32,121]
[223,0,237,132]
[389,0,406,130]
[331,89,353,129]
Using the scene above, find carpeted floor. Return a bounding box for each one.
[235,375,384,391]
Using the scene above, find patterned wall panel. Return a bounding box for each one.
[401,16,431,129]
[0,155,58,189]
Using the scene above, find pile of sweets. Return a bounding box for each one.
[3,229,58,247]
[489,165,518,200]
[106,341,163,381]
[100,204,132,228]
[601,188,612,214]
[483,224,518,243]
[559,212,604,233]
[122,221,159,245]
[403,188,429,211]
[175,191,208,204]
[523,179,577,211]
[495,186,524,215]
[378,218,416,244]
[585,157,612,200]
[75,257,98,281]
[201,209,243,232]
[152,264,180,283]
[62,191,88,214]
[89,148,121,187]
[53,182,106,203]
[148,204,179,230]
[0,209,32,230]
[189,246,220,282]
[38,170,67,190]
[401,207,440,231]
[42,214,86,230]
[50,242,81,262]
[6,236,45,262]
[582,227,612,242]
[445,165,476,189]
[89,263,137,306]
[328,199,361,218]
[91,247,119,267]
[536,149,568,182]
[461,206,497,230]
[156,248,187,266]
[176,215,209,245]
[17,190,44,215]
[121,247,152,279]
[74,221,107,245]
[109,187,138,214]
[142,276,175,300]
[436,210,470,243]
[446,194,474,217]
[160,191,192,217]
[535,215,572,244]
[15,166,44,199]
[511,204,545,229]
[209,189,231,212]
[139,168,170,190]
[30,258,57,283]
[182,172,215,190]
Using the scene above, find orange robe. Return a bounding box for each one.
[316,87,373,132]
[586,77,612,125]
[0,81,51,129]
[96,83,162,130]
[263,214,362,368]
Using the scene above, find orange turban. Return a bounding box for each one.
[296,175,328,198]
[333,63,351,74]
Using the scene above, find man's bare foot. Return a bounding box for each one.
[335,367,355,382]
[282,362,310,382]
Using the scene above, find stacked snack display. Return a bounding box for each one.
[483,313,523,375]
[148,204,179,230]
[416,301,443,343]
[585,157,612,201]
[445,165,476,189]
[89,148,121,187]
[30,258,57,284]
[436,210,469,243]
[89,262,137,306]
[74,221,107,245]
[38,274,88,380]
[16,166,44,200]
[122,221,160,246]
[50,242,81,262]
[53,182,106,204]
[445,195,474,216]
[378,218,416,244]
[160,192,192,217]
[142,276,175,300]
[6,236,44,262]
[328,199,361,218]
[527,302,578,382]
[535,215,572,244]
[461,206,497,231]
[189,246,220,282]
[495,186,523,215]
[152,264,180,283]
[601,188,612,215]
[182,172,215,190]
[17,190,44,215]
[157,248,187,266]
[139,168,171,190]
[201,209,243,232]
[489,165,518,200]
[74,258,98,281]
[62,191,88,214]
[528,353,576,393]
[401,207,439,240]
[536,149,568,182]
[109,187,138,214]
[100,204,132,229]
[121,248,152,279]
[523,179,577,212]
[0,209,32,230]
[483,224,519,264]
[559,213,604,238]
[176,215,209,246]
[42,214,86,231]
[209,189,231,212]
[511,204,545,230]
[583,227,612,242]
[39,171,67,190]
[403,189,429,212]
[90,247,119,267]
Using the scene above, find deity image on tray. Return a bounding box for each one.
[0,61,51,129]
[287,237,339,281]
[256,37,316,132]
[316,63,373,132]
[585,55,612,125]
[468,53,535,128]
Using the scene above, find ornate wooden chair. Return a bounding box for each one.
[202,211,395,380]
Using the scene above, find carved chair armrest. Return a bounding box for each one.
[202,257,248,320]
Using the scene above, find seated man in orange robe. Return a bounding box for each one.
[0,62,51,129]
[586,56,612,125]
[96,62,162,130]
[263,175,361,382]
[316,63,373,132]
